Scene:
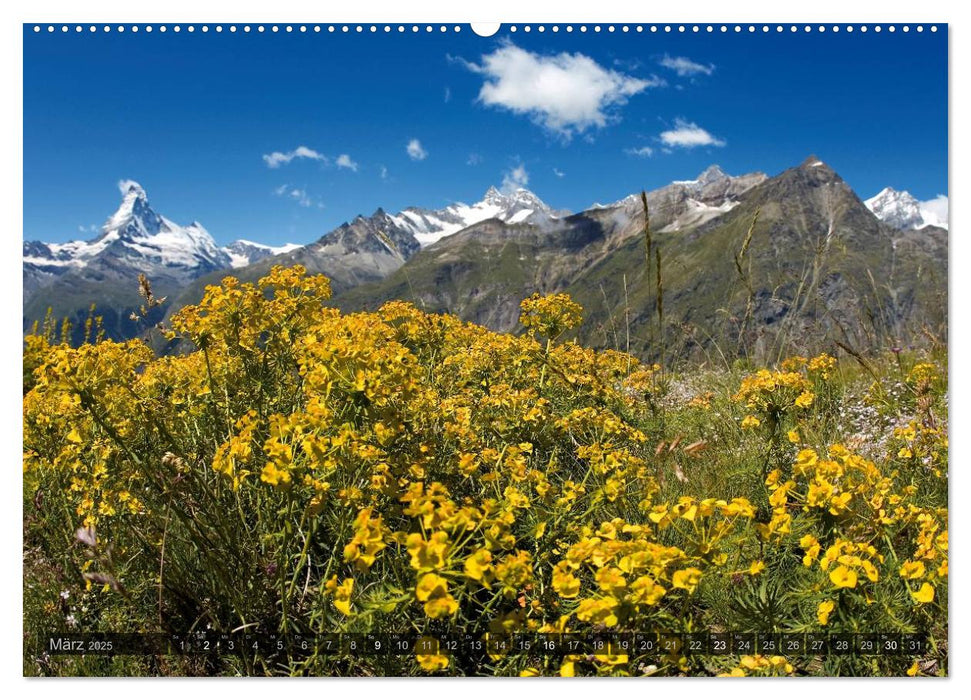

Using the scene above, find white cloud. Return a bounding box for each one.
[444,86,451,103]
[920,194,949,225]
[467,152,483,166]
[553,167,565,178]
[460,42,661,139]
[407,138,428,161]
[290,189,312,207]
[262,145,328,168]
[501,164,529,194]
[117,179,144,195]
[379,165,389,180]
[659,119,726,148]
[659,54,715,77]
[273,184,319,208]
[336,154,359,172]
[625,146,655,158]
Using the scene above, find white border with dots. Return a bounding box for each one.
[29,22,943,35]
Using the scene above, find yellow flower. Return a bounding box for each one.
[748,560,766,576]
[720,498,756,518]
[794,448,818,474]
[628,576,666,605]
[423,594,459,619]
[343,507,388,570]
[740,415,761,430]
[678,502,698,522]
[740,655,763,670]
[559,661,575,677]
[769,483,791,508]
[406,531,450,571]
[829,565,858,589]
[808,353,837,378]
[906,661,920,677]
[260,461,291,487]
[719,668,746,677]
[415,573,459,619]
[325,576,354,616]
[672,567,703,594]
[493,550,534,596]
[816,599,835,626]
[416,638,449,672]
[456,452,478,473]
[787,429,800,444]
[595,567,628,595]
[415,572,447,600]
[794,391,815,409]
[593,650,628,667]
[648,504,669,524]
[575,597,620,627]
[860,559,880,583]
[800,534,821,567]
[552,562,581,599]
[828,491,852,515]
[464,548,494,586]
[911,582,935,604]
[417,653,449,671]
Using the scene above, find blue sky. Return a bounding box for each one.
[24,25,947,246]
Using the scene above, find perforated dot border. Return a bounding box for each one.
[29,24,941,35]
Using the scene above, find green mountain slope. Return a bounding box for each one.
[335,157,947,363]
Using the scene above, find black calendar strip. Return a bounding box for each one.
[41,632,929,657]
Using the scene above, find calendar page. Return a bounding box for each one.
[21,16,948,680]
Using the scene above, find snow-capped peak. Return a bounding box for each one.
[119,178,147,199]
[221,239,303,268]
[588,164,769,236]
[506,187,553,210]
[387,186,563,246]
[25,180,232,275]
[673,164,731,188]
[590,193,641,210]
[483,186,505,204]
[696,165,729,186]
[103,179,164,238]
[593,165,765,216]
[865,187,948,231]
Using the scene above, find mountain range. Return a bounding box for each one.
[864,187,949,231]
[23,181,302,293]
[23,159,948,360]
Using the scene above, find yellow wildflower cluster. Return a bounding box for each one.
[892,419,948,477]
[519,292,583,340]
[906,362,941,392]
[22,266,947,677]
[734,368,813,412]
